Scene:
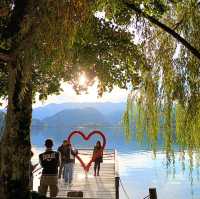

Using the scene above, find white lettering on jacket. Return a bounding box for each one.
[42,153,56,161]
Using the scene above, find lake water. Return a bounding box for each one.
[31,126,200,199]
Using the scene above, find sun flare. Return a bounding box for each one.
[78,73,87,86]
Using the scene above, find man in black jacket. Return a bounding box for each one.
[61,141,77,184]
[38,139,60,197]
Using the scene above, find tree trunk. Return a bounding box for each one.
[0,60,32,199]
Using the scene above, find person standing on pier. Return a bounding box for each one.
[92,141,103,176]
[38,139,60,197]
[63,141,78,184]
[57,140,69,179]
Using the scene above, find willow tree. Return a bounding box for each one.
[91,0,200,163]
[117,1,200,165]
[87,0,200,165]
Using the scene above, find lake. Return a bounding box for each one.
[31,126,200,199]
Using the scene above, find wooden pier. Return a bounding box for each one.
[34,149,119,199]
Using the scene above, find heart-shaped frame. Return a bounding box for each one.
[67,130,106,172]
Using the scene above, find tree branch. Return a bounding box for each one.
[124,2,200,60]
[0,53,14,62]
[0,49,14,62]
[2,0,28,40]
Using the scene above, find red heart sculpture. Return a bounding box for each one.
[67,130,106,172]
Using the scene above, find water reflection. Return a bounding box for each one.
[31,127,200,199]
[118,151,200,199]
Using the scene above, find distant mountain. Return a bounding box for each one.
[0,103,126,130]
[42,107,110,127]
[32,102,125,120]
[31,118,45,128]
[106,110,124,125]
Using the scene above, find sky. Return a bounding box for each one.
[0,81,129,109]
[33,82,129,108]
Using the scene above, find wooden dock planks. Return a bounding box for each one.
[34,149,118,199]
[56,149,116,199]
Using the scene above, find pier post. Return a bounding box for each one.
[149,188,157,199]
[115,176,120,199]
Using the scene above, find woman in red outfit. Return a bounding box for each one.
[92,141,103,176]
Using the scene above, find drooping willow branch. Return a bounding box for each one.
[124,2,200,60]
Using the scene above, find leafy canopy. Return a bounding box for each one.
[0,0,144,102]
